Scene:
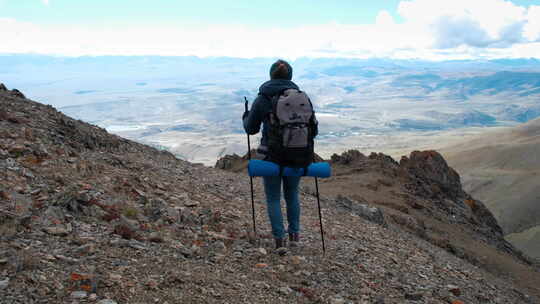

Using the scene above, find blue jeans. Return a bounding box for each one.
[263,175,301,239]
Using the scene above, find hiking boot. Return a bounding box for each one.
[275,238,288,256]
[289,233,300,247]
[275,237,286,249]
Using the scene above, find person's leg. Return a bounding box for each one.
[263,175,285,240]
[283,176,301,237]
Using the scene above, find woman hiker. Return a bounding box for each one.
[242,59,318,254]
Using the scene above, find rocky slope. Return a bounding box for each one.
[217,147,540,298]
[1,83,539,303]
[440,118,540,260]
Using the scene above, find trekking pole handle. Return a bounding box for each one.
[244,96,249,112]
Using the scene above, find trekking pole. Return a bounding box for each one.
[244,97,257,241]
[314,176,326,256]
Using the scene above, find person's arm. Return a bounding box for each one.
[243,95,265,135]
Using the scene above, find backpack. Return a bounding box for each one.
[265,88,317,169]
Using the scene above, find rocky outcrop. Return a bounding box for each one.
[215,153,244,170]
[399,151,507,246]
[10,89,25,99]
[326,149,530,267]
[400,150,462,200]
[0,83,26,98]
[214,152,251,172]
[330,149,367,164]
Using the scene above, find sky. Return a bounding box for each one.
[1,0,540,59]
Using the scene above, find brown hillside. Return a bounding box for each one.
[441,118,540,259]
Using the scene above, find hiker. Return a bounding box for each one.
[242,59,318,253]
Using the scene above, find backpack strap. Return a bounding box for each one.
[259,92,272,102]
[257,92,274,125]
[270,89,288,115]
[260,89,288,125]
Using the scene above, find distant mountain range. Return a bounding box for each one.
[392,71,540,97]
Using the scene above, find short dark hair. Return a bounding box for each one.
[269,59,293,80]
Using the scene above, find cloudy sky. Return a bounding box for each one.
[1,0,539,59]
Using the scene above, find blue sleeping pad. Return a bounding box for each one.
[248,159,331,178]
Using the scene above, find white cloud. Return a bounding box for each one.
[398,0,535,49]
[1,0,540,60]
[524,5,540,41]
[0,18,430,58]
[42,0,49,5]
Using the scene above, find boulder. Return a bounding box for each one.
[335,195,386,226]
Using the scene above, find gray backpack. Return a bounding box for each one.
[266,89,317,168]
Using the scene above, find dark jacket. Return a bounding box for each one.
[243,79,317,148]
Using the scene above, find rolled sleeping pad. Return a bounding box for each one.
[248,159,331,178]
